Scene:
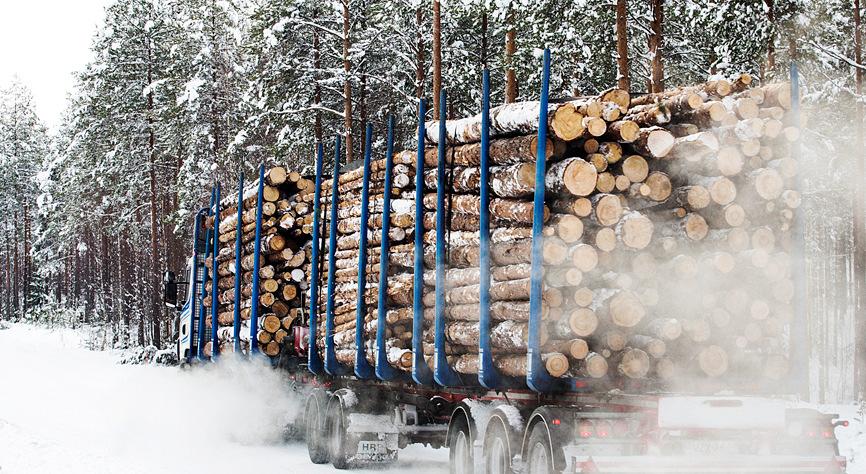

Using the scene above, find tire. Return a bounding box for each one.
[483,414,515,474]
[305,394,329,464]
[328,397,351,469]
[449,412,474,474]
[525,422,557,474]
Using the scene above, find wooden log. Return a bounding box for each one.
[547,214,584,243]
[632,127,675,158]
[422,193,546,224]
[551,308,598,338]
[590,193,623,226]
[616,211,654,250]
[451,352,569,378]
[423,135,554,167]
[617,348,650,379]
[424,163,536,198]
[606,120,640,142]
[545,158,598,197]
[582,352,609,378]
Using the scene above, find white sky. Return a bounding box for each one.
[0,0,109,132]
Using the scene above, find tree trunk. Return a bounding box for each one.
[504,2,517,102]
[415,7,425,99]
[854,0,866,399]
[146,33,162,348]
[615,0,630,91]
[432,0,442,116]
[648,0,665,93]
[342,0,353,164]
[764,0,775,79]
[313,9,323,143]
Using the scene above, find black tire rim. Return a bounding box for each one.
[527,440,550,474]
[452,429,471,474]
[486,435,509,474]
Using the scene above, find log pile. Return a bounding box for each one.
[306,74,799,392]
[304,151,419,371]
[201,166,314,358]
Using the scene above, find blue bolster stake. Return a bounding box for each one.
[210,182,221,361]
[232,173,244,353]
[527,49,563,393]
[433,88,461,387]
[324,137,349,376]
[478,69,501,389]
[354,124,375,379]
[308,144,325,374]
[197,188,215,361]
[249,165,265,356]
[412,99,434,385]
[376,115,403,380]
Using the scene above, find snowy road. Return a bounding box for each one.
[0,324,448,474]
[2,323,865,473]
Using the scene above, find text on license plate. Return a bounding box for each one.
[358,441,386,455]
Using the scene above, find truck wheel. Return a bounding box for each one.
[328,397,351,470]
[449,413,473,474]
[305,392,329,464]
[525,423,557,474]
[483,409,518,474]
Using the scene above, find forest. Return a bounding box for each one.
[0,0,862,402]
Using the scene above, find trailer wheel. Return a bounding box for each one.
[327,396,351,470]
[304,391,329,464]
[483,409,519,474]
[525,422,557,474]
[448,410,474,474]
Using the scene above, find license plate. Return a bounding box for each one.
[683,440,740,455]
[357,441,386,455]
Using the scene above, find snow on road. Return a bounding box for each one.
[0,323,448,474]
[2,322,866,473]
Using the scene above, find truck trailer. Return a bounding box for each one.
[165,53,848,473]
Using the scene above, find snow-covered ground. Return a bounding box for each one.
[0,323,448,473]
[1,322,865,473]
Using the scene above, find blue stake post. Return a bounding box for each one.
[376,115,402,381]
[232,173,244,353]
[210,182,221,361]
[354,124,375,379]
[478,69,501,389]
[308,144,325,374]
[324,137,349,375]
[197,188,215,361]
[249,165,266,356]
[412,99,434,385]
[188,207,206,363]
[433,89,461,387]
[789,63,808,398]
[527,49,562,393]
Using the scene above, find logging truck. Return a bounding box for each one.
[164,54,848,473]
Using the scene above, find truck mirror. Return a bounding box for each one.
[163,271,178,308]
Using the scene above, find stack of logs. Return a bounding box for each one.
[308,74,799,391]
[306,152,419,371]
[201,166,315,358]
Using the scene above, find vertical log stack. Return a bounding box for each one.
[303,151,418,371]
[202,166,314,359]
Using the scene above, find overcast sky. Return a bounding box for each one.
[0,1,109,132]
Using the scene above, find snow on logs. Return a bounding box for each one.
[302,76,797,392]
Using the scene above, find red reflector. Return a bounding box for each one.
[807,431,816,438]
[552,419,561,425]
[843,420,850,427]
[580,458,600,473]
[823,431,833,438]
